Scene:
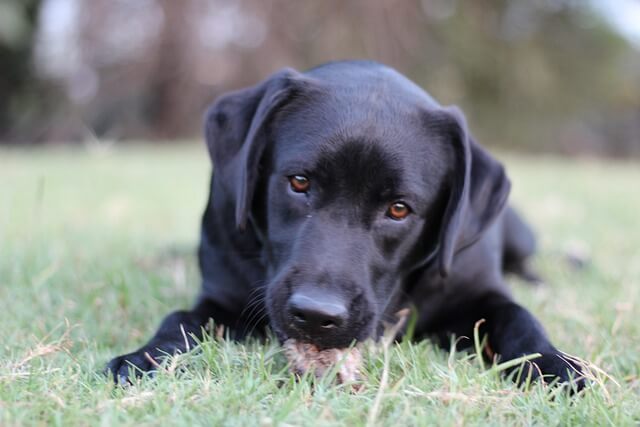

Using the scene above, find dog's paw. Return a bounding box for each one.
[512,352,586,392]
[105,349,159,385]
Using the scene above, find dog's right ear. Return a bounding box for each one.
[204,68,311,230]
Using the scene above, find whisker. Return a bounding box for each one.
[238,282,266,318]
[242,296,266,325]
[239,292,264,319]
[246,310,269,337]
[241,296,267,337]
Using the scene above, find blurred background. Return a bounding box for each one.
[1,0,639,156]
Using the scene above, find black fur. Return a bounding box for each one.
[107,61,584,389]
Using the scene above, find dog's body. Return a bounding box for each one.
[108,61,582,387]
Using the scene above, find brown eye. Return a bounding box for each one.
[289,175,310,193]
[387,202,410,220]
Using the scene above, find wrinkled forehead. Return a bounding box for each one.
[268,93,452,195]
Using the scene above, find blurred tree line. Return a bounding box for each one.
[1,0,639,156]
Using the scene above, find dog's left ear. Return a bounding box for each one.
[203,68,312,230]
[434,107,511,277]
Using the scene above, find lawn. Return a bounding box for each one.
[1,144,638,426]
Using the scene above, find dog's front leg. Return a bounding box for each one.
[106,298,236,384]
[477,292,586,390]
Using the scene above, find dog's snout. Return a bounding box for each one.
[287,291,348,333]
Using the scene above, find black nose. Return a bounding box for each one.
[287,291,348,332]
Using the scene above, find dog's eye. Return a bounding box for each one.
[387,202,411,220]
[289,175,310,193]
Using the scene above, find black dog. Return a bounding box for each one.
[107,61,583,388]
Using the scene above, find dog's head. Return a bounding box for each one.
[205,61,510,348]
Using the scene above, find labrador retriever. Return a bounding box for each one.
[107,60,584,389]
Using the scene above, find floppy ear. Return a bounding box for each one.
[203,68,308,230]
[434,106,511,277]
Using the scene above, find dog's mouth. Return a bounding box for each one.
[264,268,378,349]
[269,317,365,350]
[279,309,410,384]
[268,300,377,351]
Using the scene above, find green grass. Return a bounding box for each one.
[1,144,639,426]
